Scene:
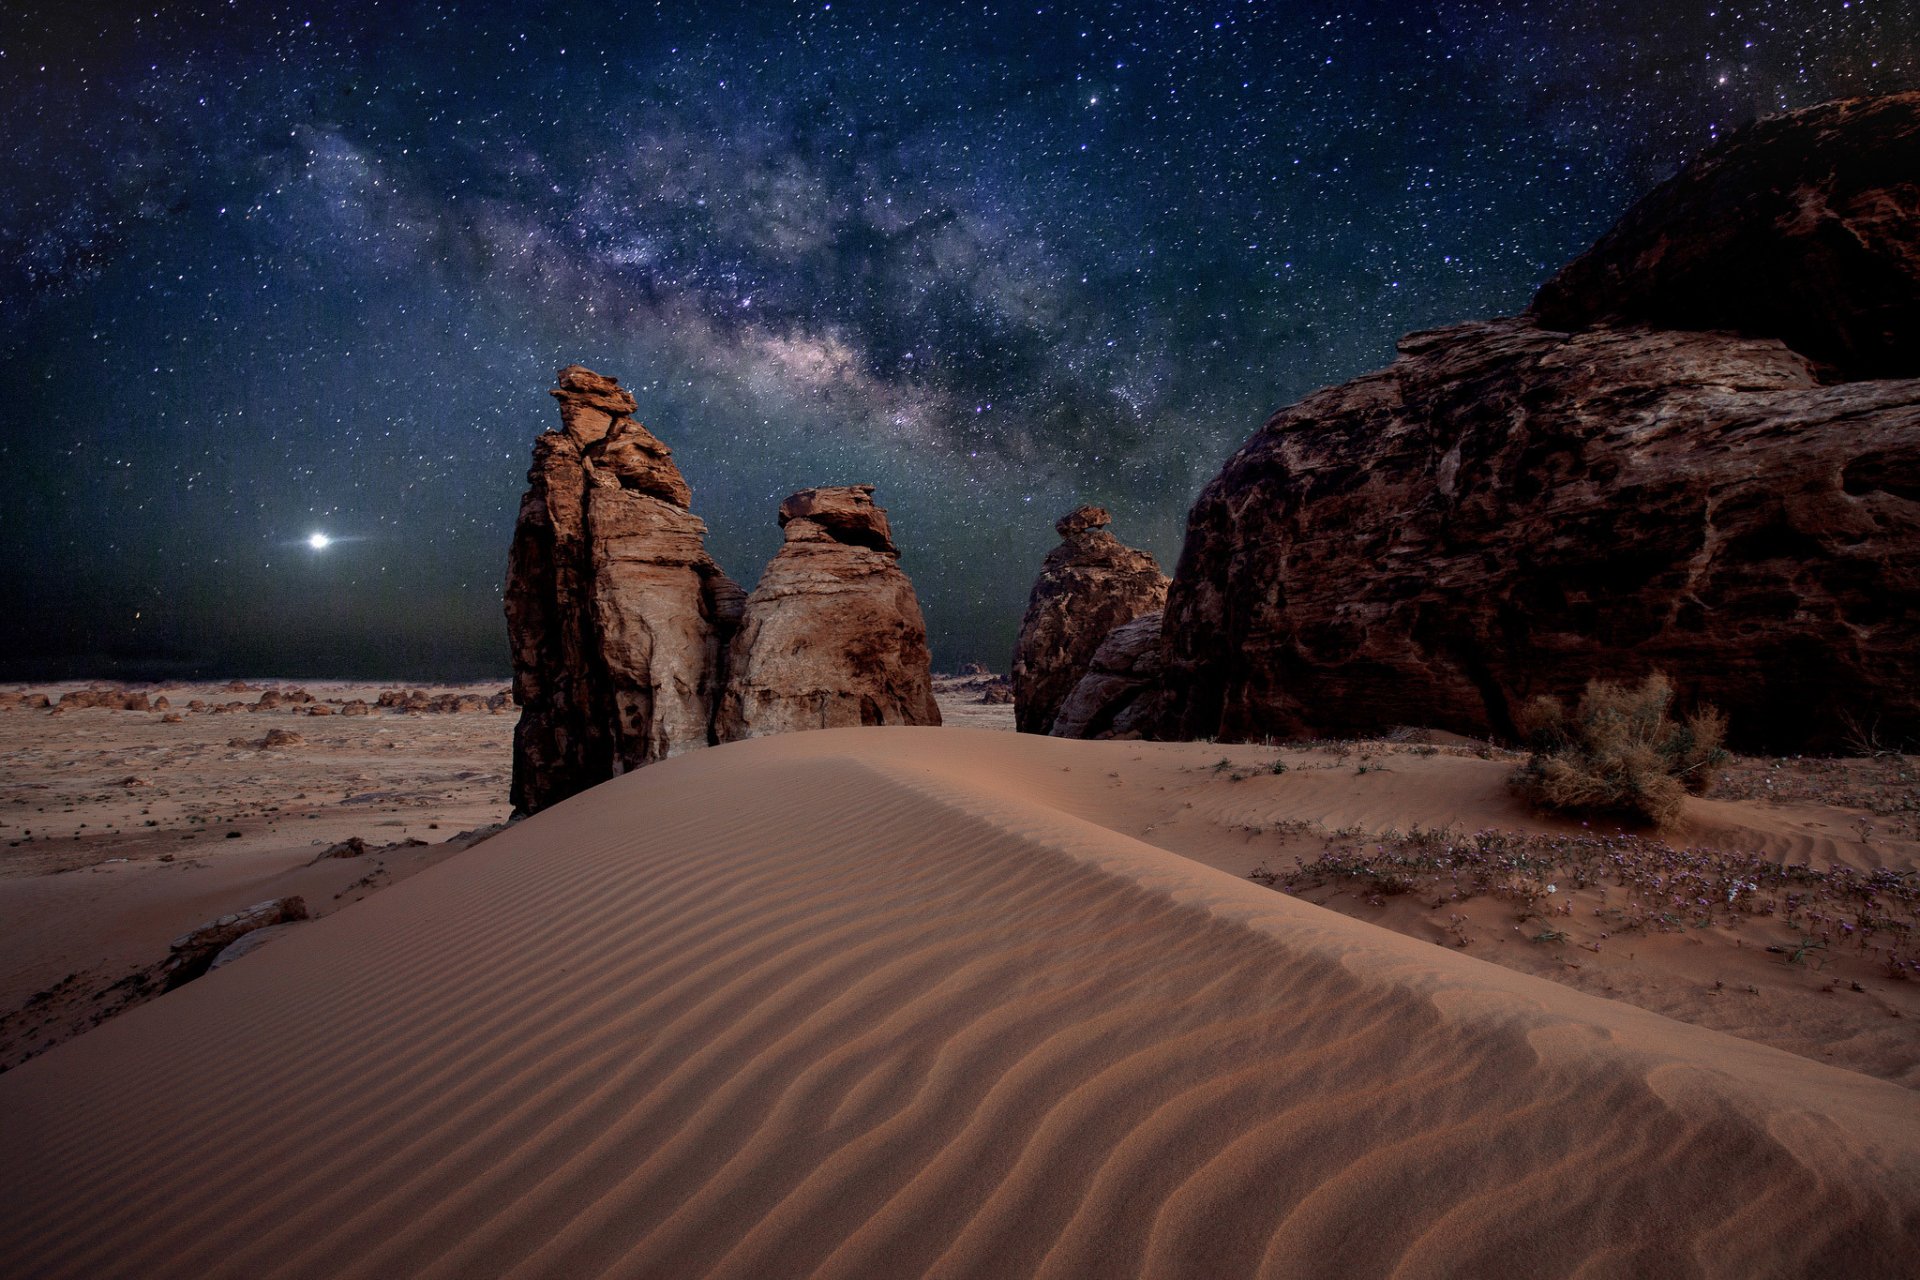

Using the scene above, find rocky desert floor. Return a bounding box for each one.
[0,676,1014,1072]
[3,676,1917,1092]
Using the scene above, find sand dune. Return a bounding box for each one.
[2,728,1917,1278]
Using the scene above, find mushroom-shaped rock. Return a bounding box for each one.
[777,484,897,553]
[717,487,939,740]
[549,364,639,445]
[1011,506,1168,735]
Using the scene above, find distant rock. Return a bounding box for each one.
[1143,96,1920,753]
[716,486,940,740]
[56,689,149,712]
[506,366,740,814]
[313,836,368,861]
[1532,94,1920,381]
[1051,611,1167,740]
[1011,506,1168,734]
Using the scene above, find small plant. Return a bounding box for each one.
[1269,759,1288,775]
[1211,757,1233,773]
[1510,672,1727,828]
[1531,929,1570,944]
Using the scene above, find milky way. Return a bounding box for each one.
[2,0,1915,677]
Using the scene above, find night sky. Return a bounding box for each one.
[2,1,1915,679]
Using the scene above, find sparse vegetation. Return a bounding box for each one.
[1510,673,1727,827]
[1250,824,1920,980]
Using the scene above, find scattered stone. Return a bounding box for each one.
[56,689,151,712]
[314,836,369,861]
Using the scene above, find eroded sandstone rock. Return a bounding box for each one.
[1011,506,1168,734]
[1532,93,1920,380]
[1154,320,1920,752]
[506,366,738,814]
[1095,95,1920,756]
[716,486,939,740]
[1050,610,1166,740]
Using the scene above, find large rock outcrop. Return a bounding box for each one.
[716,486,940,739]
[1011,506,1168,734]
[1140,95,1920,754]
[505,366,743,814]
[1532,94,1920,381]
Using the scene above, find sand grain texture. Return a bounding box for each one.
[2,729,1916,1279]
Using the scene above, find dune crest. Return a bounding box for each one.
[2,728,1916,1278]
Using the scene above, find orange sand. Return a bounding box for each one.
[2,726,1917,1277]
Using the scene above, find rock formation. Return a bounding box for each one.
[1049,610,1165,740]
[505,365,743,814]
[1532,94,1920,381]
[1011,506,1168,734]
[716,486,940,739]
[1139,95,1920,754]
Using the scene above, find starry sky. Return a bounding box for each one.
[2,1,1915,679]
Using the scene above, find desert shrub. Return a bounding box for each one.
[1510,673,1727,828]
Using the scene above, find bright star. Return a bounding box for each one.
[307,532,332,550]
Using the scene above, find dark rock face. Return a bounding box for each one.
[1050,610,1165,740]
[1135,95,1920,755]
[1532,94,1920,381]
[716,487,941,740]
[1011,506,1168,734]
[1155,320,1920,752]
[505,365,738,814]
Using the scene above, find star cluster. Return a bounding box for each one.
[1,0,1914,676]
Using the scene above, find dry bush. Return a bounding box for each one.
[1510,673,1727,828]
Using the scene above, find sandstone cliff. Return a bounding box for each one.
[1138,94,1920,753]
[1010,506,1168,734]
[716,486,941,740]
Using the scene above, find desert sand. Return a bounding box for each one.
[2,723,1917,1278]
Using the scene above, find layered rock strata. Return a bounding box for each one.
[505,366,742,814]
[1011,506,1168,734]
[1141,95,1920,754]
[716,486,941,740]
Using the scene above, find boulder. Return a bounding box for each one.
[716,487,940,740]
[1532,94,1920,381]
[1011,506,1168,734]
[506,366,739,814]
[1050,611,1167,740]
[1153,321,1919,753]
[1108,95,1920,755]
